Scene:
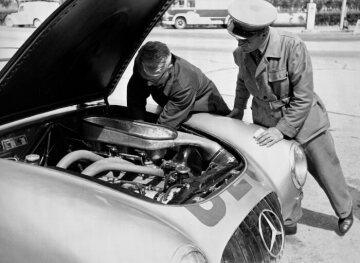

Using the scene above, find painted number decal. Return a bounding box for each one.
[186,197,226,227]
[186,178,252,226]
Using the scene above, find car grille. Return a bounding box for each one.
[221,192,284,263]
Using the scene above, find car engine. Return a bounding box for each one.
[0,115,244,205]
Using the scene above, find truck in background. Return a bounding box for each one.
[162,0,307,29]
[162,0,232,29]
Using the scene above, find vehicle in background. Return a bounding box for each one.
[273,11,307,26]
[4,1,59,28]
[162,0,232,29]
[162,0,307,29]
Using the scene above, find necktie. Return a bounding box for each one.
[251,49,262,65]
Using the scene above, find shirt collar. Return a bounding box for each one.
[263,27,282,58]
[257,31,269,55]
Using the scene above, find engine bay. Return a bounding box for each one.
[0,113,245,205]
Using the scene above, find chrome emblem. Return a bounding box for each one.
[258,209,285,258]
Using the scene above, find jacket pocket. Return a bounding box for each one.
[268,69,290,98]
[268,69,288,81]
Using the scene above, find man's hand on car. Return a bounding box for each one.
[254,127,284,147]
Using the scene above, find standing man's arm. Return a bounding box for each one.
[228,50,250,120]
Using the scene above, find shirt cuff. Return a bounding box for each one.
[276,119,298,138]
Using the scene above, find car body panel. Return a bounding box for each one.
[0,0,174,125]
[0,154,270,263]
[184,113,303,221]
[145,172,272,263]
[0,159,192,263]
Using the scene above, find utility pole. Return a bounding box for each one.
[306,0,316,31]
[340,0,348,30]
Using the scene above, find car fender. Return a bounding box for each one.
[0,157,272,263]
[0,159,195,263]
[145,172,273,263]
[183,113,302,220]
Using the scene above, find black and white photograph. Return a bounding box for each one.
[0,0,359,262]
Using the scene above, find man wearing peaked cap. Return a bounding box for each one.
[227,0,277,39]
[227,0,353,235]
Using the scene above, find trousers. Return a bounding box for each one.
[302,130,353,219]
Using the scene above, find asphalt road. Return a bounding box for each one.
[1,25,360,262]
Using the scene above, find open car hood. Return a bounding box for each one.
[0,0,173,124]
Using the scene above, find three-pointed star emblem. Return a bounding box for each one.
[258,209,285,257]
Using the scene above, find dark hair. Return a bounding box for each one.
[138,41,171,73]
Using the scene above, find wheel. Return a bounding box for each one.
[5,17,14,27]
[174,17,186,29]
[33,18,42,28]
[221,193,285,263]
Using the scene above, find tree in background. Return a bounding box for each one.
[268,0,308,11]
[267,0,360,25]
[0,0,63,7]
[268,0,360,12]
[0,0,14,8]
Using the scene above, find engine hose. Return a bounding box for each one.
[82,158,164,178]
[175,132,222,161]
[56,150,104,169]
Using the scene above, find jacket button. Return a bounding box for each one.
[263,96,268,100]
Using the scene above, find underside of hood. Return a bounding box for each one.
[0,0,173,124]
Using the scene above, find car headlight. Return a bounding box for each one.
[171,245,207,263]
[289,144,307,189]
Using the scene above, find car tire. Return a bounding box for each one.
[174,17,186,29]
[222,192,285,263]
[33,18,42,28]
[5,17,14,27]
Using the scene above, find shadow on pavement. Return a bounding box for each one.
[299,208,338,232]
[298,186,359,236]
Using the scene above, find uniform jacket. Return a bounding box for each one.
[233,27,330,144]
[127,54,230,129]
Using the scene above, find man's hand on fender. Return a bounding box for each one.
[254,127,284,147]
[227,108,244,120]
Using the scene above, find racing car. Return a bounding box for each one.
[0,0,307,262]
